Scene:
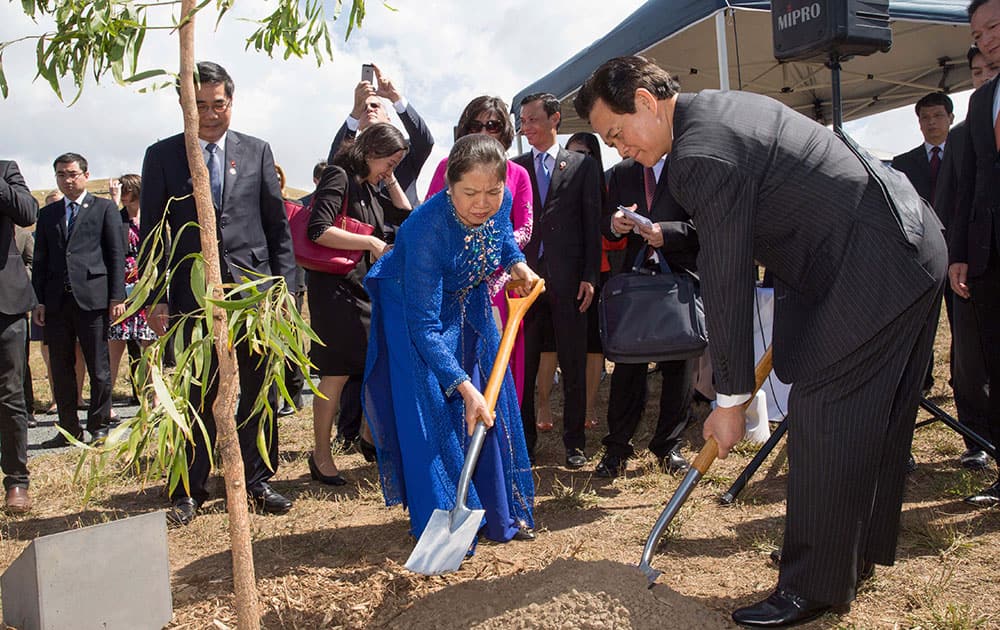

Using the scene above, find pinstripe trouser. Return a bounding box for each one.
[776,273,944,604]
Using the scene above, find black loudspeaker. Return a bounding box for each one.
[772,0,892,62]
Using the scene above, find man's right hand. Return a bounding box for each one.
[949,262,970,299]
[33,304,45,327]
[611,206,637,235]
[350,81,377,120]
[150,303,170,336]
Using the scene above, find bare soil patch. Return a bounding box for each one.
[2,306,998,629]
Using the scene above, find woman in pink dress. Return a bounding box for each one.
[425,96,532,401]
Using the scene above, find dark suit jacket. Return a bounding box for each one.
[139,130,296,315]
[932,122,965,234]
[602,157,698,275]
[950,76,1000,276]
[512,147,602,295]
[668,90,940,393]
[32,192,124,313]
[891,144,934,203]
[0,160,38,316]
[326,103,434,207]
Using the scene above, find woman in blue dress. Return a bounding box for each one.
[364,134,539,545]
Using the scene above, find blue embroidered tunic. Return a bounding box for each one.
[363,189,535,542]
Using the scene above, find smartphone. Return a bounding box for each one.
[361,63,376,89]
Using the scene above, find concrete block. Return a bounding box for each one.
[2,510,172,630]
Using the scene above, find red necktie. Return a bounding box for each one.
[929,146,941,202]
[643,167,656,210]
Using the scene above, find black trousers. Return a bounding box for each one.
[521,288,588,454]
[172,321,279,503]
[968,245,1000,466]
[602,358,694,460]
[21,317,34,418]
[45,297,112,436]
[944,286,991,451]
[778,247,945,604]
[284,290,307,408]
[0,314,30,489]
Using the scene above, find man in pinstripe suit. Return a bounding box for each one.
[576,56,946,628]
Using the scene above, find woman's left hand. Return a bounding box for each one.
[508,262,539,297]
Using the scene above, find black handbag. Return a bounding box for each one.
[598,249,708,364]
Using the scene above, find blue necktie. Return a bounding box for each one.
[206,143,223,209]
[535,152,551,206]
[67,201,80,234]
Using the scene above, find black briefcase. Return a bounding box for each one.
[599,250,707,364]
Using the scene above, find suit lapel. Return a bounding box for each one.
[56,200,68,245]
[222,131,241,212]
[546,148,569,205]
[974,78,997,157]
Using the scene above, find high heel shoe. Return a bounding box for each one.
[308,454,347,486]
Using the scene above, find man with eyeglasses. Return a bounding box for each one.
[33,153,125,449]
[139,61,297,526]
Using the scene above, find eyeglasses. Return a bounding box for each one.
[467,120,504,134]
[56,171,85,180]
[196,100,232,114]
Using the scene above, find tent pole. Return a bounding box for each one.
[829,53,844,133]
[715,9,731,91]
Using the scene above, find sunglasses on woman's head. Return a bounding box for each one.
[467,120,504,133]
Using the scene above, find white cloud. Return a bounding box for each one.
[0,0,962,195]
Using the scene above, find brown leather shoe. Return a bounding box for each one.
[5,486,31,514]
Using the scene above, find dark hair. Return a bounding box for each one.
[312,160,328,181]
[969,0,991,19]
[968,43,983,68]
[119,173,141,196]
[53,152,87,172]
[915,92,954,116]
[332,122,408,179]
[456,96,515,150]
[175,61,234,98]
[566,132,604,173]
[519,92,561,130]
[445,134,507,187]
[574,56,681,121]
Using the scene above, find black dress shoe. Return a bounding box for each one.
[960,449,990,470]
[27,415,38,428]
[358,439,378,463]
[308,455,347,486]
[906,453,917,473]
[88,428,109,444]
[565,449,587,469]
[166,497,199,527]
[248,483,292,514]
[963,480,1000,507]
[732,588,844,628]
[657,448,690,474]
[594,454,626,478]
[39,433,79,449]
[276,404,295,417]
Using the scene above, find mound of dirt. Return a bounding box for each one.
[385,559,736,629]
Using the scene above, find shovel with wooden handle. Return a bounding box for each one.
[405,278,545,576]
[638,346,774,585]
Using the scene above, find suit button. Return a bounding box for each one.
[219,219,227,227]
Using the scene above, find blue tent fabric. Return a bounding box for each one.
[512,0,970,130]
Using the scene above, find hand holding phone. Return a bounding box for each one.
[361,63,377,90]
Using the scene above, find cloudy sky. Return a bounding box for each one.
[0,1,972,195]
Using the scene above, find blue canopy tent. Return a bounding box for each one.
[512,1,972,136]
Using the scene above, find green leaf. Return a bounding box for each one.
[124,67,168,84]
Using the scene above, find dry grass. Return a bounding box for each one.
[2,306,999,628]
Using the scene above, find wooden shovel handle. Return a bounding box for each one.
[691,346,774,474]
[481,279,545,412]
